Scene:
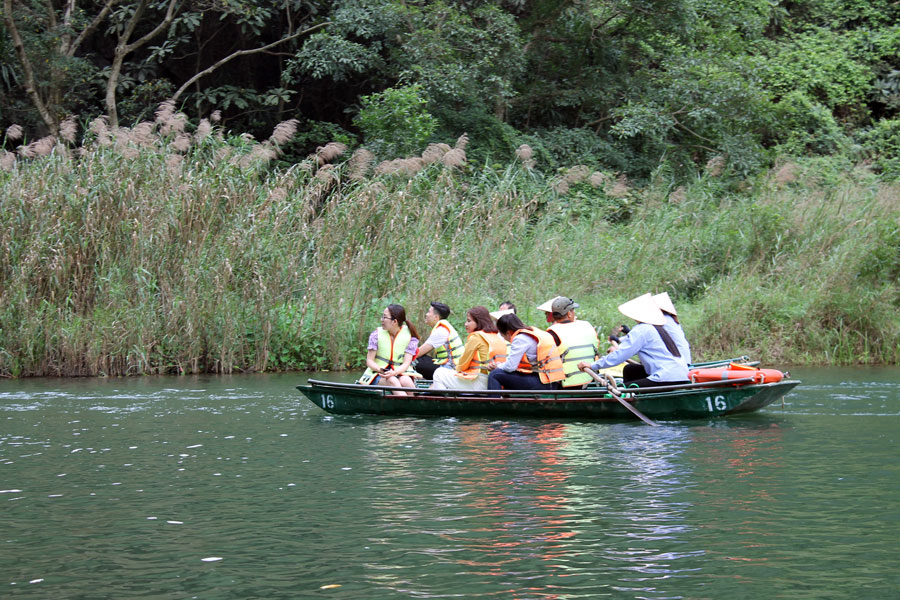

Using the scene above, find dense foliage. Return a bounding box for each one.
[3,0,900,180]
[0,114,897,376]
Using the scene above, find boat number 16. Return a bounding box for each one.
[321,394,335,409]
[705,395,727,411]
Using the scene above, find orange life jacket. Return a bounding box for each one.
[510,328,566,384]
[457,331,507,379]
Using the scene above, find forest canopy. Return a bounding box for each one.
[3,0,900,180]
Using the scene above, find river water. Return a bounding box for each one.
[1,367,898,599]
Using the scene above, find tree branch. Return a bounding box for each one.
[171,21,331,102]
[3,0,57,131]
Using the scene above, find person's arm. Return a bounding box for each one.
[582,327,643,371]
[414,326,448,359]
[455,335,482,373]
[364,331,384,373]
[365,349,385,374]
[493,334,531,372]
[415,342,434,359]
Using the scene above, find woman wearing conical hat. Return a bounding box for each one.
[577,293,690,388]
[652,292,692,365]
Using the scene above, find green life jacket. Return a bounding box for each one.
[549,320,599,387]
[358,325,413,385]
[431,319,464,367]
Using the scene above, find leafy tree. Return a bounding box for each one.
[353,84,437,157]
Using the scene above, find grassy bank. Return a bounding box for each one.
[1,115,898,376]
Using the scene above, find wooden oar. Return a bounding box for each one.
[582,367,659,427]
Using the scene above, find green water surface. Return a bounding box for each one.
[1,367,898,598]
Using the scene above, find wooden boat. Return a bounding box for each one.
[296,375,800,421]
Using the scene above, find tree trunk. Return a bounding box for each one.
[3,0,58,132]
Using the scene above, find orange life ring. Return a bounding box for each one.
[689,364,784,385]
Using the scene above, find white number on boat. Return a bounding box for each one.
[322,394,335,409]
[705,395,727,411]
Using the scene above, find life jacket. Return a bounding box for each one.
[358,325,413,385]
[431,319,464,367]
[548,320,599,387]
[510,328,566,384]
[457,331,507,380]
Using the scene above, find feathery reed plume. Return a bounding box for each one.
[240,133,256,142]
[608,175,629,198]
[316,141,347,165]
[196,119,212,142]
[155,100,176,124]
[166,153,183,173]
[706,155,725,177]
[375,158,425,177]
[422,143,450,164]
[441,148,466,168]
[18,141,36,158]
[774,162,798,186]
[271,119,299,146]
[210,110,222,123]
[553,179,570,195]
[515,144,532,161]
[348,147,375,180]
[171,133,191,153]
[216,146,233,162]
[516,144,536,169]
[669,186,687,203]
[589,171,605,187]
[268,187,288,203]
[59,117,77,143]
[455,133,469,150]
[0,151,15,171]
[315,163,336,183]
[34,135,56,156]
[132,122,155,146]
[89,116,111,145]
[122,146,139,160]
[5,124,23,141]
[564,165,591,185]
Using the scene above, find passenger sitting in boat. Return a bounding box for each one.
[487,314,566,391]
[653,292,692,365]
[498,300,516,314]
[432,306,507,391]
[358,304,420,394]
[543,296,600,389]
[413,302,464,380]
[578,293,689,388]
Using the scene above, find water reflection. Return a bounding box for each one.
[360,419,709,598]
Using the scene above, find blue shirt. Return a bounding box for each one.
[496,332,538,372]
[590,322,689,382]
[663,314,692,365]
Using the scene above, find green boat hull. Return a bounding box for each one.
[296,379,801,421]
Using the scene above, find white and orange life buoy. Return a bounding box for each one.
[689,363,784,385]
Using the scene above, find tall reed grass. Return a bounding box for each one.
[1,111,898,376]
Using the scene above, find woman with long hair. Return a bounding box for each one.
[487,313,565,390]
[432,306,507,391]
[358,304,420,394]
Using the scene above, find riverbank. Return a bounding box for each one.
[1,119,898,376]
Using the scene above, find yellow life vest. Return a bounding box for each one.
[457,331,507,380]
[358,325,413,385]
[431,319,464,367]
[549,320,599,387]
[510,328,566,384]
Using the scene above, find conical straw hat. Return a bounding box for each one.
[536,296,563,312]
[489,309,514,321]
[618,293,665,326]
[652,292,677,317]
